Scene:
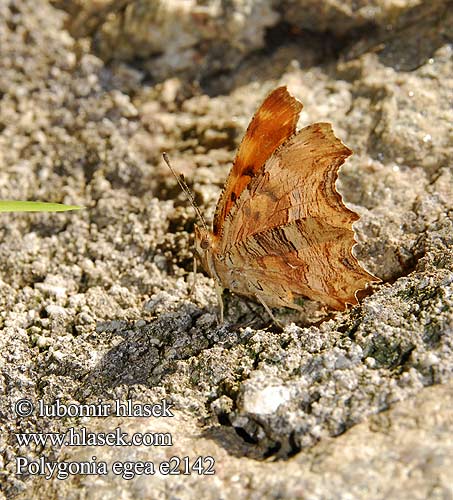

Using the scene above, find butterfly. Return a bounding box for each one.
[165,86,379,324]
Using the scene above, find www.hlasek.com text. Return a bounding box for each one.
[16,426,173,448]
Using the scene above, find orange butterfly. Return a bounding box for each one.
[165,86,379,323]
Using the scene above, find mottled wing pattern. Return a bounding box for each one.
[212,86,303,236]
[224,219,376,310]
[220,123,353,247]
[218,123,379,310]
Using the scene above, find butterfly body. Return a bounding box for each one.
[193,86,379,322]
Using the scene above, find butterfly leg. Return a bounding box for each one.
[255,294,284,328]
[215,283,225,324]
[189,256,197,297]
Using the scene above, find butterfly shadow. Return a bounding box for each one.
[70,300,264,399]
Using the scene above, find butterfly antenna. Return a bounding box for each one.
[162,152,209,233]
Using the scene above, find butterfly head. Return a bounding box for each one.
[194,224,216,277]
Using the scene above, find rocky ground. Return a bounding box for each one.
[0,0,452,498]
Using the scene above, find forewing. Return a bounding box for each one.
[212,86,302,236]
[220,123,354,248]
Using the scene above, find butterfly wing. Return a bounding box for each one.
[220,219,376,310]
[217,123,379,310]
[212,86,303,237]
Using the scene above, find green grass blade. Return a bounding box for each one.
[0,201,84,212]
